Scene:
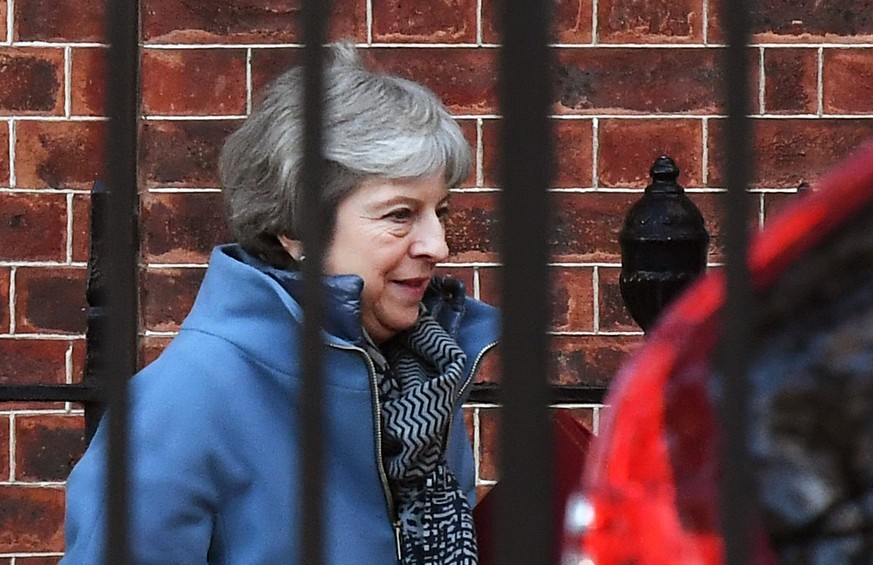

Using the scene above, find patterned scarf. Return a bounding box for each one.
[366,313,478,564]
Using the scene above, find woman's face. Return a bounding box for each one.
[325,172,451,343]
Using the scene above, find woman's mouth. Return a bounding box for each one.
[391,277,430,298]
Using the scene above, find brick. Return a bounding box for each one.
[0,268,8,331]
[479,266,595,331]
[0,49,64,116]
[71,193,91,263]
[142,267,205,332]
[552,267,595,332]
[142,0,366,44]
[482,119,594,188]
[70,48,108,117]
[140,335,173,367]
[444,192,499,262]
[70,338,85,384]
[708,118,873,188]
[457,119,477,188]
[14,121,105,190]
[482,0,594,44]
[0,1,6,40]
[16,557,62,565]
[368,48,499,115]
[0,485,65,552]
[373,0,477,43]
[554,47,736,115]
[0,122,8,186]
[250,48,302,99]
[141,120,239,188]
[598,119,704,187]
[0,193,67,262]
[448,191,649,263]
[0,415,8,481]
[764,48,818,114]
[710,0,873,43]
[142,49,247,116]
[142,192,228,263]
[598,0,704,44]
[479,119,497,188]
[551,192,639,262]
[0,340,67,385]
[14,0,104,42]
[552,334,643,387]
[554,119,595,188]
[15,415,86,482]
[14,267,87,334]
[598,265,639,331]
[823,49,873,114]
[478,407,499,481]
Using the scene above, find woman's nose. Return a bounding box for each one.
[411,214,449,262]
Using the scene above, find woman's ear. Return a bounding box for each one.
[277,235,305,262]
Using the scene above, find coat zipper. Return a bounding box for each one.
[443,340,499,454]
[327,342,401,561]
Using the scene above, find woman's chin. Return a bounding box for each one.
[366,310,421,343]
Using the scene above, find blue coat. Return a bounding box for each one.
[62,244,499,564]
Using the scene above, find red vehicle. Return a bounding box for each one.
[563,141,873,564]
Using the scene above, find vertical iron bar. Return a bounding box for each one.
[299,2,329,563]
[717,1,756,563]
[496,0,554,563]
[103,0,140,563]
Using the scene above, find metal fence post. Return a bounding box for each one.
[497,0,555,562]
[103,0,141,562]
[717,1,756,563]
[299,2,330,563]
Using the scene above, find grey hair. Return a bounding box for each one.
[219,42,472,268]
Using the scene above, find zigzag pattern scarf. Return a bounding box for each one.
[370,313,478,564]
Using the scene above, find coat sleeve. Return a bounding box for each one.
[61,372,222,565]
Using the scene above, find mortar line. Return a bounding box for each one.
[65,46,72,117]
[758,47,765,114]
[8,267,15,333]
[591,117,600,188]
[246,47,253,115]
[8,120,15,188]
[6,0,13,44]
[592,265,600,333]
[8,414,15,481]
[817,47,824,116]
[66,192,74,263]
[475,117,484,188]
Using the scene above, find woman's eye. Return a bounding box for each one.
[437,206,450,223]
[385,208,413,222]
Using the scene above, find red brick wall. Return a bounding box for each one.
[2,0,873,559]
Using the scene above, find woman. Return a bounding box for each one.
[62,43,499,564]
